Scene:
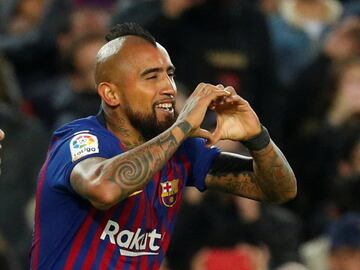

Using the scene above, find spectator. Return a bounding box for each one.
[0,0,71,96]
[167,192,301,270]
[265,0,342,87]
[328,213,360,270]
[283,57,360,237]
[30,33,105,129]
[0,55,48,269]
[283,16,360,142]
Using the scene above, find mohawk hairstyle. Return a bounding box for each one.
[105,22,156,46]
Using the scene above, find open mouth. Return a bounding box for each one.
[154,102,174,114]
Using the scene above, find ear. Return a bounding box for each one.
[97,82,120,106]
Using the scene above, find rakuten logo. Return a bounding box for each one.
[100,220,162,257]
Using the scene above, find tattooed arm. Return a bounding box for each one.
[205,85,296,203]
[205,141,297,203]
[70,83,230,209]
[70,121,191,209]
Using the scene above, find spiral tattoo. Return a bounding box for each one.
[115,157,150,187]
[110,123,182,200]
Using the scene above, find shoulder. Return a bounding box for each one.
[52,116,110,142]
[49,116,120,160]
[54,116,101,135]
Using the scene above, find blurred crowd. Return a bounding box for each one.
[0,0,360,269]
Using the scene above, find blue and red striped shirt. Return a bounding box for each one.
[30,114,220,270]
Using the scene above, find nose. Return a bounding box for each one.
[159,74,177,97]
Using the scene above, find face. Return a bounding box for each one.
[74,39,105,92]
[329,248,360,270]
[112,38,178,140]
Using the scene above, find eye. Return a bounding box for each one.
[168,72,175,78]
[146,75,157,80]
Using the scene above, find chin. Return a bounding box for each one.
[159,114,177,128]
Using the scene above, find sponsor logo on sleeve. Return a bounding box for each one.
[70,133,99,161]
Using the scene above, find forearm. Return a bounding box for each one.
[250,140,297,203]
[98,121,192,203]
[205,153,266,201]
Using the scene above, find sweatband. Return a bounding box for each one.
[242,125,270,151]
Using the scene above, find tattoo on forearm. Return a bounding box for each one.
[105,122,184,199]
[207,172,264,200]
[207,143,296,202]
[250,143,296,202]
[177,121,192,135]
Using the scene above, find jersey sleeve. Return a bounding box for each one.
[184,138,221,192]
[47,130,120,194]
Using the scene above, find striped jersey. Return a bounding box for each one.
[30,114,220,270]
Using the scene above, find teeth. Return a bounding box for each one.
[156,103,173,110]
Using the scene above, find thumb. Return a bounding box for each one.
[192,128,217,147]
[211,127,222,143]
[211,115,224,142]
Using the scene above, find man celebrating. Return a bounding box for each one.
[30,23,296,270]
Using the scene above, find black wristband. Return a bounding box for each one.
[242,125,271,151]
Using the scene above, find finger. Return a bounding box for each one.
[211,125,223,142]
[224,95,242,104]
[192,128,217,147]
[192,128,213,140]
[228,94,249,106]
[195,83,226,95]
[216,84,225,90]
[209,88,231,100]
[193,83,222,98]
[192,82,208,96]
[224,86,236,95]
[197,86,230,109]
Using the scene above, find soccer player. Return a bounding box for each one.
[30,23,297,269]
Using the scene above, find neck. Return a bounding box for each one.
[103,107,145,150]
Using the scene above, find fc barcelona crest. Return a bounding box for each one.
[160,179,179,207]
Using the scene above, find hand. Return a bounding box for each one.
[328,82,360,126]
[176,83,231,142]
[210,86,261,143]
[0,129,4,175]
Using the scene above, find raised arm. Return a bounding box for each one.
[205,86,297,203]
[205,140,297,203]
[70,83,231,210]
[70,122,190,210]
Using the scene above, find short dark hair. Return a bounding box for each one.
[105,22,156,46]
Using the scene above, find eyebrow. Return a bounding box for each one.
[140,65,176,77]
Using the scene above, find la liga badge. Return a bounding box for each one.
[70,133,99,161]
